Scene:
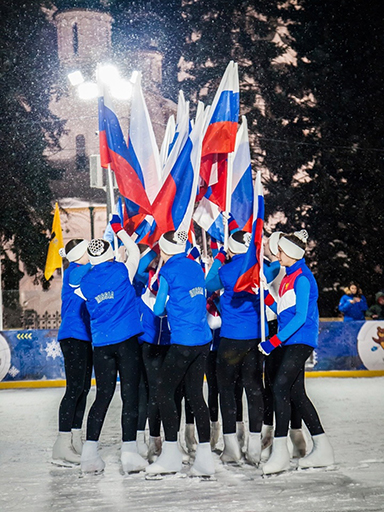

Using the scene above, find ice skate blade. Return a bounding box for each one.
[145,471,187,480]
[51,459,80,468]
[262,467,291,477]
[297,464,338,472]
[189,473,216,481]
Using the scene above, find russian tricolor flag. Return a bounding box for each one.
[97,82,151,215]
[193,115,253,242]
[234,171,264,293]
[150,93,204,238]
[198,61,239,211]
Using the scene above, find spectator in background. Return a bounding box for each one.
[338,282,368,321]
[366,291,384,320]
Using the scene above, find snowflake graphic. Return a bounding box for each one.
[8,366,20,377]
[44,340,62,360]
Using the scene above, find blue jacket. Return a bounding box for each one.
[276,258,319,348]
[156,254,212,347]
[139,299,171,346]
[58,262,91,342]
[79,261,142,347]
[338,294,368,321]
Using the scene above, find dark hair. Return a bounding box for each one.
[64,239,84,255]
[346,281,362,297]
[231,230,249,244]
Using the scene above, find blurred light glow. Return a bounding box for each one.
[110,80,132,100]
[68,70,84,86]
[98,64,120,86]
[130,70,139,83]
[78,82,98,100]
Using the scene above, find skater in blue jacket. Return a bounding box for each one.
[145,230,215,477]
[52,239,92,466]
[259,230,335,475]
[75,216,148,474]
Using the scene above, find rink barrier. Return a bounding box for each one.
[1,320,384,388]
[1,371,384,390]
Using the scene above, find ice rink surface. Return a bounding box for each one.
[1,377,383,512]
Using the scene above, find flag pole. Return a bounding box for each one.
[106,164,119,259]
[223,152,234,251]
[259,236,266,343]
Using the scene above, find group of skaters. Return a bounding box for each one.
[52,214,335,477]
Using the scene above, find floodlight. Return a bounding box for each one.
[98,64,120,86]
[68,70,84,86]
[78,82,98,100]
[110,80,132,100]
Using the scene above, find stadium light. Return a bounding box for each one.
[98,64,120,86]
[110,79,132,100]
[78,82,98,100]
[67,70,84,86]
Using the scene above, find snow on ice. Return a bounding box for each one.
[0,378,383,512]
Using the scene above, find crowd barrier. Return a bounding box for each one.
[1,321,384,389]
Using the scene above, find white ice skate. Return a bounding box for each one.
[221,433,242,464]
[136,430,148,459]
[190,442,215,477]
[121,441,148,473]
[236,421,246,452]
[245,432,262,466]
[289,428,306,458]
[260,424,274,462]
[71,429,83,455]
[185,423,198,454]
[210,421,221,451]
[298,433,335,469]
[148,436,162,463]
[81,440,105,474]
[145,441,183,475]
[262,436,290,475]
[52,431,81,466]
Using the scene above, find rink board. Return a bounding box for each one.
[1,321,384,388]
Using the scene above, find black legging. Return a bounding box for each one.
[217,337,264,434]
[272,344,324,438]
[86,337,141,442]
[59,338,93,432]
[142,342,170,437]
[263,334,302,429]
[137,348,149,431]
[157,343,210,443]
[206,350,219,422]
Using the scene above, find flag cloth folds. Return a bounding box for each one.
[234,171,264,293]
[97,81,151,215]
[44,202,64,281]
[193,115,253,242]
[198,61,239,211]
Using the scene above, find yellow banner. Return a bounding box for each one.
[44,202,64,280]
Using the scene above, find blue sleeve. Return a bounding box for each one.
[69,263,92,287]
[153,276,169,317]
[263,260,280,284]
[338,295,352,313]
[278,276,310,343]
[205,259,224,294]
[360,296,368,312]
[136,250,157,285]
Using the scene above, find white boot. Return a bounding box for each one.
[262,436,290,475]
[71,429,83,455]
[81,440,105,473]
[210,421,221,450]
[299,433,335,469]
[246,432,262,466]
[185,423,198,454]
[289,428,306,458]
[221,433,242,463]
[52,432,81,465]
[148,436,162,463]
[190,442,215,476]
[136,430,148,459]
[177,432,190,463]
[260,424,274,462]
[145,441,183,474]
[121,441,148,473]
[236,421,245,451]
